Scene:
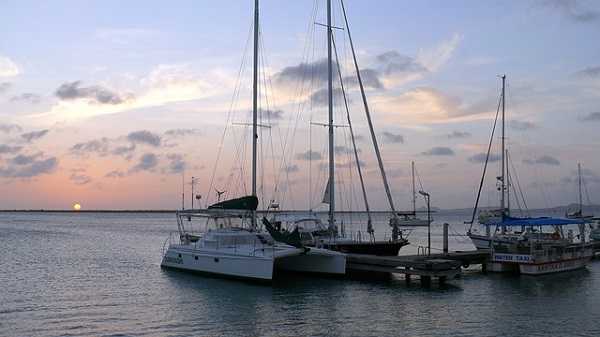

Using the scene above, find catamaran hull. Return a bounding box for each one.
[322,240,408,256]
[161,247,275,281]
[519,257,592,275]
[276,249,346,275]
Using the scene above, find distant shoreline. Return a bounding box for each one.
[0,209,176,213]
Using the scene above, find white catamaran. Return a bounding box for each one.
[161,0,346,281]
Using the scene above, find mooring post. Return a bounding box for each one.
[443,223,449,254]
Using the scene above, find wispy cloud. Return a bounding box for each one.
[127,130,161,147]
[21,129,49,142]
[539,0,600,23]
[10,93,41,104]
[523,155,561,166]
[295,150,322,161]
[579,112,600,121]
[0,154,58,178]
[55,81,133,105]
[575,65,600,77]
[164,128,203,137]
[468,153,501,163]
[509,120,537,131]
[422,147,455,156]
[0,144,22,154]
[447,130,471,139]
[381,131,404,143]
[0,55,20,77]
[130,153,158,172]
[0,82,11,93]
[0,123,22,133]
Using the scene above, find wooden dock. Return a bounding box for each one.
[346,250,487,286]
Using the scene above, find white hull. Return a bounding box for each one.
[276,248,346,275]
[519,257,591,275]
[161,245,277,281]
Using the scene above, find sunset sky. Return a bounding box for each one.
[1,0,599,210]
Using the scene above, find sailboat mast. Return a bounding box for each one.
[412,161,416,214]
[578,162,582,214]
[500,74,506,215]
[340,0,397,215]
[506,149,510,215]
[251,0,259,227]
[327,0,335,227]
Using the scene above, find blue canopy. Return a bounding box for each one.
[488,216,584,227]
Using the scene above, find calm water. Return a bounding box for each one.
[1,212,600,337]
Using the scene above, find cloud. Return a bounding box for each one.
[523,155,561,166]
[447,130,471,139]
[0,144,22,154]
[381,131,404,143]
[70,138,110,156]
[166,154,186,174]
[0,82,11,93]
[283,164,299,173]
[55,81,133,105]
[10,93,41,104]
[416,33,463,72]
[260,109,284,120]
[374,87,470,124]
[575,65,600,77]
[295,150,322,161]
[0,123,22,133]
[422,147,455,156]
[0,56,20,77]
[69,171,92,185]
[10,153,41,165]
[127,130,161,147]
[164,128,202,137]
[21,129,49,142]
[579,112,600,121]
[0,155,58,178]
[468,153,501,163]
[342,68,384,90]
[105,170,125,178]
[374,51,428,87]
[274,58,336,88]
[130,153,158,172]
[539,0,600,23]
[309,87,345,107]
[111,144,136,159]
[509,120,537,131]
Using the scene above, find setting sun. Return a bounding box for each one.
[73,203,81,211]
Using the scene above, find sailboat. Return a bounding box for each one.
[265,0,411,256]
[466,76,594,275]
[565,163,600,241]
[161,0,346,281]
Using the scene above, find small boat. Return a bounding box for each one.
[487,216,594,275]
[590,218,600,241]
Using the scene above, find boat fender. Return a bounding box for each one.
[462,262,470,268]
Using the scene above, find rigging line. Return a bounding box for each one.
[467,90,503,229]
[332,34,371,226]
[206,20,254,206]
[509,150,529,216]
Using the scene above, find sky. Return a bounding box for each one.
[1,0,599,211]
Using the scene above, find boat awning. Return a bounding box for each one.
[489,216,585,226]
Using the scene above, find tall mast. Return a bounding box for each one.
[500,74,506,215]
[340,0,397,215]
[331,35,372,234]
[506,149,510,216]
[578,162,582,214]
[251,0,259,227]
[327,0,335,228]
[412,161,416,214]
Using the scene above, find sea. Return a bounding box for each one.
[1,211,599,337]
